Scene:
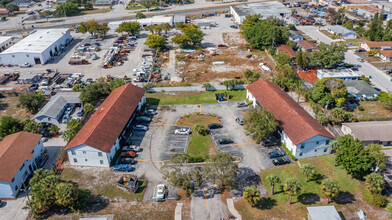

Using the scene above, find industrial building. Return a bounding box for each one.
[108,15,183,30]
[317,69,361,81]
[325,25,357,39]
[341,121,392,146]
[0,28,72,66]
[0,36,13,53]
[230,1,291,24]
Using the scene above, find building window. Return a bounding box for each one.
[98,152,103,157]
[300,144,305,149]
[316,141,319,145]
[326,140,330,145]
[85,159,88,161]
[71,150,76,155]
[299,152,303,156]
[23,171,28,178]
[11,177,15,183]
[73,158,78,163]
[324,148,328,152]
[100,160,104,164]
[26,54,29,57]
[314,149,317,152]
[14,185,18,191]
[20,163,25,171]
[83,151,86,154]
[12,55,15,57]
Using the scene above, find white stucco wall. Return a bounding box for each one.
[246,90,257,108]
[282,133,332,159]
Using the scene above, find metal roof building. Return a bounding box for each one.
[230,1,291,24]
[307,206,341,220]
[108,16,174,30]
[317,69,361,81]
[0,28,71,66]
[341,121,392,146]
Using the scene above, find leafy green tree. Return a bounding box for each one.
[317,111,329,125]
[203,152,238,189]
[55,182,78,208]
[48,125,59,136]
[272,64,301,91]
[0,116,22,138]
[22,119,42,134]
[379,91,392,110]
[18,91,45,113]
[274,52,291,68]
[343,21,353,30]
[72,84,85,92]
[56,2,80,16]
[331,108,346,123]
[193,123,206,135]
[365,172,385,195]
[322,179,340,203]
[172,24,203,48]
[116,21,141,35]
[6,3,18,12]
[145,25,156,34]
[243,107,278,142]
[160,23,172,34]
[385,202,392,218]
[365,13,384,41]
[240,14,262,33]
[80,81,111,103]
[84,1,93,10]
[145,34,167,50]
[136,12,146,19]
[163,167,201,195]
[109,78,126,90]
[312,77,347,108]
[140,0,156,10]
[301,164,315,182]
[63,119,82,143]
[202,82,211,91]
[283,178,301,204]
[366,144,387,171]
[243,185,261,206]
[312,42,347,69]
[266,175,280,195]
[83,103,95,113]
[175,21,186,30]
[296,48,304,69]
[78,20,109,36]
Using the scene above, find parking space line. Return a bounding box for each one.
[199,104,202,113]
[135,159,165,163]
[154,123,177,126]
[234,142,256,146]
[204,190,208,207]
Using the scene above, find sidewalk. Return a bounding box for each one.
[149,85,248,92]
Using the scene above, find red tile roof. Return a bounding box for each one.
[0,10,10,15]
[277,45,296,58]
[298,40,317,51]
[66,84,145,153]
[0,132,42,182]
[246,79,334,145]
[365,41,392,49]
[380,50,392,58]
[360,6,385,14]
[298,70,319,83]
[347,0,370,4]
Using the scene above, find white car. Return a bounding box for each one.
[155,184,166,199]
[134,124,148,131]
[122,145,141,152]
[146,109,157,115]
[175,128,190,135]
[20,62,31,68]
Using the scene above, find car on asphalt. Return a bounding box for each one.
[119,157,137,164]
[387,69,392,75]
[113,164,134,172]
[207,123,222,130]
[357,58,365,62]
[175,127,191,135]
[20,62,32,68]
[272,158,290,166]
[122,145,141,152]
[218,138,233,145]
[262,139,278,147]
[89,35,97,39]
[146,109,157,115]
[155,184,166,199]
[121,151,136,158]
[236,116,244,125]
[134,124,148,131]
[218,44,227,47]
[355,49,366,53]
[237,101,248,108]
[267,151,285,158]
[351,67,359,71]
[136,116,151,122]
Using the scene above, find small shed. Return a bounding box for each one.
[307,206,342,220]
[117,177,139,193]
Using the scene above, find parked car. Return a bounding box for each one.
[207,123,222,130]
[62,115,69,123]
[134,124,148,131]
[155,184,166,199]
[136,116,151,122]
[123,145,141,152]
[237,101,248,108]
[20,62,32,68]
[77,109,84,116]
[119,157,137,164]
[218,44,227,48]
[146,109,157,115]
[357,58,365,62]
[236,116,244,125]
[387,69,392,75]
[355,49,366,53]
[262,139,277,147]
[121,151,136,158]
[272,158,290,166]
[89,35,97,39]
[218,138,233,145]
[175,127,191,135]
[267,151,285,158]
[41,79,49,86]
[113,164,134,172]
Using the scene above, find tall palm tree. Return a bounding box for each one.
[322,179,340,203]
[301,164,315,182]
[365,173,385,195]
[267,175,281,195]
[283,178,301,204]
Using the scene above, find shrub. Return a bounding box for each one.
[189,156,204,163]
[193,123,207,135]
[282,142,297,161]
[358,105,364,111]
[368,193,387,207]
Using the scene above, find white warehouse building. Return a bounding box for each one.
[0,28,72,66]
[230,1,291,24]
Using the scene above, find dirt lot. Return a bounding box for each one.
[0,93,32,120]
[353,101,392,120]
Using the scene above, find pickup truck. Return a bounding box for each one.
[69,59,88,65]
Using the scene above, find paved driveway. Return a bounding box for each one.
[0,194,29,220]
[160,126,190,161]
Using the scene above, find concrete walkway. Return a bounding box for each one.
[149,85,248,92]
[175,203,183,220]
[227,198,242,220]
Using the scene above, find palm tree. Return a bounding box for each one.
[283,178,301,204]
[267,175,280,195]
[83,103,95,113]
[365,173,385,195]
[243,185,261,206]
[301,164,315,182]
[202,82,211,91]
[322,179,340,203]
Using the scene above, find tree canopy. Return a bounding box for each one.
[312,42,347,69]
[243,185,261,206]
[243,107,278,142]
[378,91,392,110]
[0,116,22,138]
[78,20,109,36]
[116,21,141,35]
[202,152,238,189]
[312,77,347,108]
[5,3,19,12]
[63,119,82,143]
[145,34,167,50]
[18,91,45,113]
[56,2,80,16]
[172,24,203,48]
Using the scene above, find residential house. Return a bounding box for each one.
[341,121,392,146]
[0,10,14,17]
[66,84,146,167]
[344,80,379,100]
[0,36,14,53]
[361,41,392,51]
[95,0,113,5]
[357,6,392,20]
[326,25,357,39]
[0,132,43,199]
[298,69,319,87]
[298,40,317,52]
[289,30,304,42]
[307,206,342,220]
[377,49,392,61]
[317,69,361,81]
[10,0,34,7]
[277,45,296,58]
[34,92,82,125]
[246,79,334,159]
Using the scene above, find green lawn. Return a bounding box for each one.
[187,133,214,158]
[146,89,246,105]
[126,5,145,10]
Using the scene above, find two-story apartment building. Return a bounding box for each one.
[0,132,43,199]
[246,79,334,159]
[66,84,146,167]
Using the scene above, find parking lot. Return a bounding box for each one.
[160,126,190,161]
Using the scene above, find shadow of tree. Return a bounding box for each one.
[311,173,325,184]
[298,193,321,205]
[333,191,356,204]
[255,197,277,210]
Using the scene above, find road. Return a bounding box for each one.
[297,25,392,91]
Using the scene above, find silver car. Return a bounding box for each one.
[175,128,191,135]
